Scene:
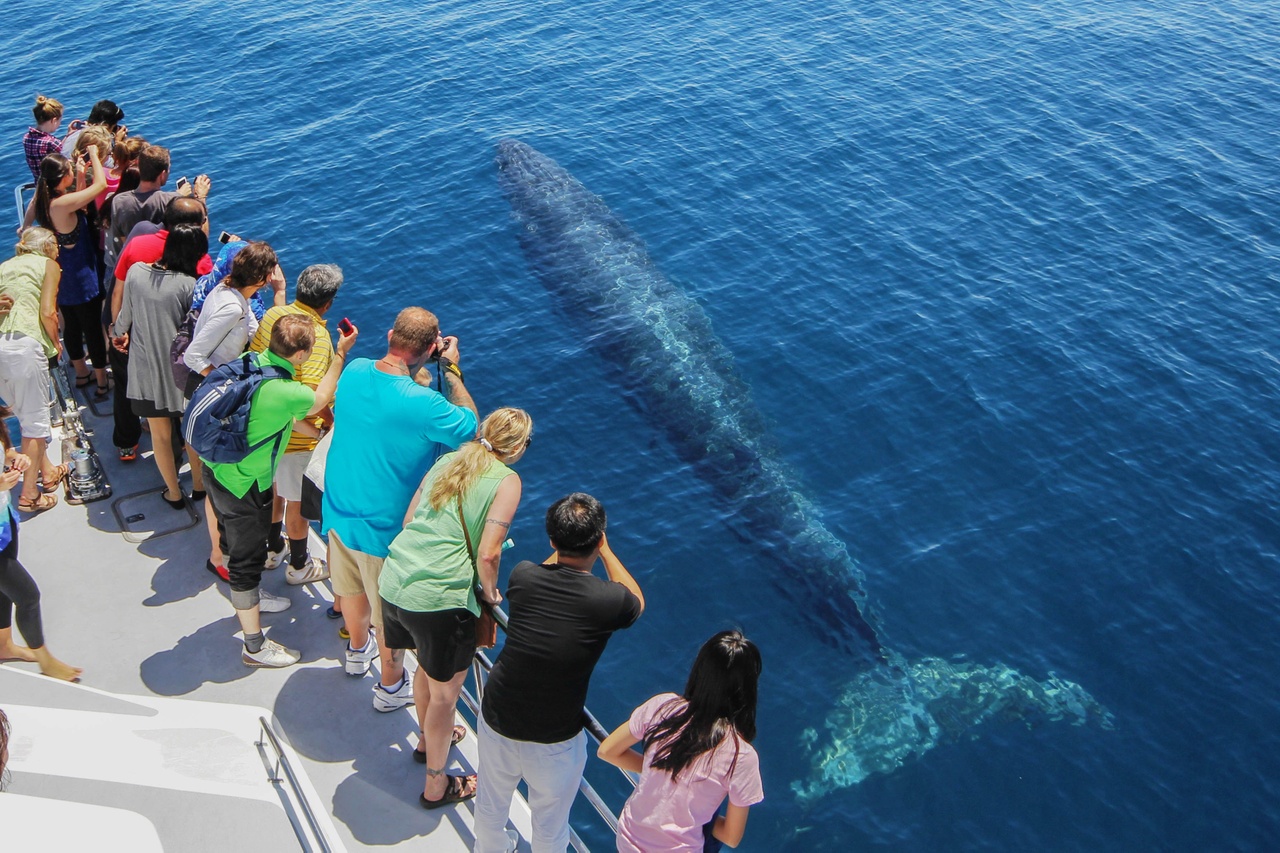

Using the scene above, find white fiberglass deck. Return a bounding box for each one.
[0,385,541,851]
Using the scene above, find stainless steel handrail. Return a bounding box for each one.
[257,716,334,853]
[461,602,639,851]
[15,182,33,228]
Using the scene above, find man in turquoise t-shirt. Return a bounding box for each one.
[203,314,358,668]
[322,306,478,708]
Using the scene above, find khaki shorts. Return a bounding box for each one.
[327,529,386,630]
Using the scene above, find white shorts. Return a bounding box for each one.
[273,449,314,502]
[0,334,52,440]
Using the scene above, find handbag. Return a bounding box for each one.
[169,307,200,392]
[457,495,498,649]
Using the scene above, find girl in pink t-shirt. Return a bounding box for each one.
[599,630,764,852]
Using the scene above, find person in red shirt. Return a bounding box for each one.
[107,197,212,462]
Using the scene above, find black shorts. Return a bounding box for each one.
[380,599,476,682]
[130,397,182,419]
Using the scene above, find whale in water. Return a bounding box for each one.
[494,138,1111,792]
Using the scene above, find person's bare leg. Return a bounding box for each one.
[413,663,429,751]
[272,493,285,526]
[71,358,90,382]
[187,444,205,492]
[284,500,308,541]
[423,668,471,801]
[148,417,182,500]
[381,645,405,690]
[33,645,82,681]
[341,592,372,651]
[0,626,37,662]
[21,436,48,501]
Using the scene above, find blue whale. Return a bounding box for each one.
[495,138,885,663]
[495,138,1111,790]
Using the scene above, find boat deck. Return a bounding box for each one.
[0,382,542,851]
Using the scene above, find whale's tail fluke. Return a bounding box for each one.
[792,655,1114,801]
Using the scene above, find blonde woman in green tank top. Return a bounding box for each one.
[0,228,67,512]
[379,407,532,808]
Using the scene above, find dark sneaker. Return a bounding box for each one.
[119,446,138,462]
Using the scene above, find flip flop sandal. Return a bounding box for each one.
[39,464,69,492]
[419,774,476,809]
[74,375,92,388]
[18,493,57,513]
[413,726,466,762]
[93,382,111,400]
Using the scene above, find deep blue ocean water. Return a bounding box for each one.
[6,0,1280,849]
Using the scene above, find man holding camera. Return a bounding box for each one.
[473,493,644,853]
[321,307,478,710]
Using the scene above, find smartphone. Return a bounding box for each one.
[176,176,190,191]
[218,230,232,244]
[337,317,354,335]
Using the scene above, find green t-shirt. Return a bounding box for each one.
[379,452,514,615]
[205,350,315,498]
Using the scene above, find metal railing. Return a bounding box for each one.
[15,182,33,228]
[460,602,638,852]
[257,716,335,853]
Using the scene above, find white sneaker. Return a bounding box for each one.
[372,676,414,712]
[286,555,330,586]
[243,638,301,668]
[259,589,292,613]
[264,549,287,570]
[345,636,377,676]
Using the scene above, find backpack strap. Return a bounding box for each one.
[244,360,300,471]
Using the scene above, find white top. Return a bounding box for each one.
[184,284,257,374]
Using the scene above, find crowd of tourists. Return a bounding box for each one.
[0,94,765,851]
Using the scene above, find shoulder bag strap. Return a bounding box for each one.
[456,494,493,615]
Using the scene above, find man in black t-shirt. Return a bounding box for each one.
[474,493,644,853]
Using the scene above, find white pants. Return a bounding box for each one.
[474,714,587,853]
[0,334,51,440]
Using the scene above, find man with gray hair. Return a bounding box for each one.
[247,263,344,586]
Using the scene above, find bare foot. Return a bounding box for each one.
[0,642,38,663]
[33,647,83,682]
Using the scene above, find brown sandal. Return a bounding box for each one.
[18,493,57,513]
[40,463,70,492]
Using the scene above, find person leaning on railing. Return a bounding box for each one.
[32,146,110,396]
[377,408,532,810]
[321,306,478,708]
[599,630,764,852]
[0,228,66,513]
[22,95,67,181]
[473,492,644,853]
